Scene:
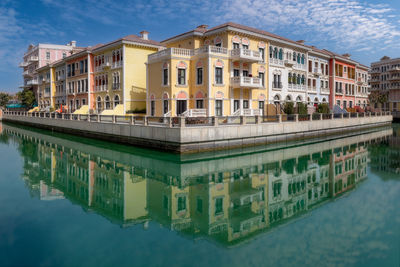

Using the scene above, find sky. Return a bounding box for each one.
[1,0,400,93]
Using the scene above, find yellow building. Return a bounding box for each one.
[147,23,269,117]
[37,64,55,110]
[92,32,164,115]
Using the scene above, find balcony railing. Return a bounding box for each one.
[307,86,317,92]
[195,46,228,55]
[313,68,322,75]
[389,66,400,72]
[293,63,306,70]
[289,84,306,91]
[232,108,262,116]
[29,56,39,62]
[388,75,400,81]
[181,109,207,117]
[26,79,38,85]
[321,88,330,94]
[112,61,122,69]
[19,61,29,67]
[272,82,282,89]
[230,48,262,62]
[230,76,262,88]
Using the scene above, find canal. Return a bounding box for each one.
[0,122,399,267]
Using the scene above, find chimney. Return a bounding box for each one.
[140,31,149,40]
[69,41,76,47]
[296,40,305,44]
[196,24,208,30]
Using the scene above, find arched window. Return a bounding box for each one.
[288,73,292,84]
[105,96,111,109]
[297,74,301,85]
[323,98,327,103]
[301,75,305,85]
[296,96,302,102]
[301,54,305,64]
[97,96,102,110]
[269,46,273,58]
[273,47,278,59]
[279,48,283,60]
[286,95,292,101]
[293,73,297,84]
[274,95,280,102]
[297,54,301,63]
[114,95,120,106]
[293,52,296,61]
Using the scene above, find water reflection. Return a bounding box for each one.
[0,123,396,246]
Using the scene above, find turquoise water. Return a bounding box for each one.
[0,122,399,267]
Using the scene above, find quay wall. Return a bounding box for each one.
[1,112,393,153]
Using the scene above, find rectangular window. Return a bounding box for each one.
[151,101,155,116]
[215,198,223,215]
[71,63,75,76]
[242,44,249,50]
[46,52,50,60]
[215,67,223,84]
[233,43,240,49]
[215,100,222,116]
[80,61,84,74]
[234,100,240,112]
[234,69,240,77]
[163,68,168,85]
[197,68,203,84]
[67,65,71,77]
[85,59,88,73]
[242,70,249,77]
[62,53,66,58]
[177,196,186,212]
[178,69,185,85]
[163,100,168,114]
[82,99,86,105]
[196,198,203,213]
[259,72,265,87]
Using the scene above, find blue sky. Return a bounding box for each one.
[1,0,400,93]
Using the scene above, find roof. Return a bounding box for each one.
[93,34,164,52]
[322,49,358,65]
[162,22,310,50]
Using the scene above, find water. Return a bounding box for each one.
[0,122,399,267]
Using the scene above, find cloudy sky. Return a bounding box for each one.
[1,0,400,93]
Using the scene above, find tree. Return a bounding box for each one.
[0,92,10,108]
[368,91,387,104]
[283,102,294,114]
[16,88,36,108]
[317,103,330,114]
[296,102,308,115]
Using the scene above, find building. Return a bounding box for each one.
[355,64,370,109]
[92,32,163,114]
[306,46,331,106]
[19,41,80,103]
[53,60,67,109]
[370,56,400,112]
[147,23,270,117]
[36,64,54,110]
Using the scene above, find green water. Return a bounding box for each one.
[0,122,399,267]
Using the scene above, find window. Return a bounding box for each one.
[80,60,84,74]
[259,72,265,87]
[215,100,222,116]
[234,69,240,77]
[278,48,283,60]
[273,182,282,197]
[293,52,296,61]
[196,198,203,213]
[243,100,249,109]
[62,53,66,58]
[163,68,168,85]
[215,67,223,84]
[178,68,186,85]
[242,44,249,50]
[46,52,50,60]
[114,95,120,106]
[150,100,155,116]
[177,196,186,212]
[234,100,240,111]
[163,100,168,114]
[343,100,347,109]
[196,99,204,109]
[84,59,88,73]
[82,99,86,105]
[269,46,273,58]
[233,43,240,49]
[259,48,265,61]
[215,198,223,215]
[308,61,312,72]
[274,47,278,59]
[97,97,102,110]
[242,70,248,77]
[197,68,203,84]
[301,54,305,64]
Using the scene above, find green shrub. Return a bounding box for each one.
[317,103,330,114]
[297,102,308,115]
[283,102,294,114]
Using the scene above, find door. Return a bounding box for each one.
[215,100,222,116]
[259,101,265,115]
[177,100,187,115]
[234,100,240,112]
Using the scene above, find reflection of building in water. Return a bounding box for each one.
[3,124,392,246]
[369,126,400,177]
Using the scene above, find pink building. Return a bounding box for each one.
[19,41,81,104]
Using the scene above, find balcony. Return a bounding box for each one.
[269,58,283,66]
[313,68,322,76]
[230,76,262,88]
[293,63,306,71]
[321,88,330,94]
[181,109,207,117]
[389,75,400,81]
[284,59,294,67]
[112,83,120,90]
[230,48,262,62]
[389,66,400,72]
[148,46,229,63]
[307,86,317,92]
[23,70,31,77]
[26,79,38,86]
[233,108,262,116]
[288,84,306,91]
[112,61,122,69]
[195,45,228,56]
[272,82,282,89]
[19,61,29,67]
[29,56,38,62]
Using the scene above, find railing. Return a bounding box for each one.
[195,46,228,55]
[181,109,207,117]
[230,48,262,61]
[27,79,38,85]
[3,111,391,129]
[233,109,261,116]
[313,68,322,75]
[112,61,122,69]
[289,84,306,91]
[231,76,262,88]
[29,56,39,62]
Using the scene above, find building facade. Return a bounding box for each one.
[19,41,79,103]
[92,33,163,114]
[147,23,270,117]
[306,48,330,106]
[355,65,370,108]
[370,56,400,112]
